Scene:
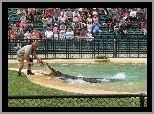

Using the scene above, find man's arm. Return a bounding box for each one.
[32,51,45,66]
[32,52,40,61]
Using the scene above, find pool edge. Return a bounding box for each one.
[8,58,147,64]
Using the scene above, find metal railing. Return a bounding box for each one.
[8,38,147,59]
[8,93,147,107]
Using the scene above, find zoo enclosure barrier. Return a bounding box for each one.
[8,93,147,107]
[8,38,147,59]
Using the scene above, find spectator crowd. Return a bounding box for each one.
[8,8,147,44]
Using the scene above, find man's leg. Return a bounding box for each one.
[18,60,24,77]
[27,57,35,75]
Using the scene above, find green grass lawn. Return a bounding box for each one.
[8,70,77,95]
[8,70,146,107]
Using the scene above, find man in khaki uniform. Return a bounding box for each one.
[17,42,44,77]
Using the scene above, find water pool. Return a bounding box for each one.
[49,62,147,93]
[8,62,147,93]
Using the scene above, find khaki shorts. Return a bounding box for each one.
[17,54,33,62]
[17,54,24,61]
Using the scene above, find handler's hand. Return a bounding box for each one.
[38,58,45,67]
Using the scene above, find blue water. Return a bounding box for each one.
[48,62,147,93]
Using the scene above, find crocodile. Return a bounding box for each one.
[42,63,122,83]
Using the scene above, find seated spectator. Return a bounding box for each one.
[19,26,25,34]
[92,8,98,15]
[34,8,42,21]
[116,8,124,17]
[80,8,86,16]
[12,24,18,31]
[41,9,46,18]
[65,8,73,21]
[119,23,128,35]
[138,14,146,29]
[45,27,53,40]
[86,14,92,23]
[119,16,125,24]
[65,27,74,41]
[106,8,111,16]
[42,16,48,29]
[80,14,87,28]
[112,14,120,29]
[80,27,87,38]
[53,23,59,40]
[93,14,99,23]
[24,30,31,42]
[73,9,80,17]
[66,19,72,28]
[83,8,89,17]
[113,22,120,36]
[141,21,147,35]
[9,29,18,41]
[57,9,62,22]
[26,21,34,32]
[98,8,108,15]
[60,15,66,24]
[31,29,39,42]
[74,29,80,39]
[92,22,102,35]
[87,22,92,33]
[123,9,130,17]
[60,22,67,30]
[86,29,94,42]
[20,15,27,28]
[47,16,52,27]
[46,8,53,18]
[60,9,66,18]
[59,28,66,41]
[17,29,23,37]
[129,8,137,21]
[125,16,132,28]
[78,8,83,14]
[38,30,45,40]
[105,15,113,32]
[73,22,80,30]
[27,11,35,23]
[22,9,27,17]
[73,15,80,23]
[113,14,120,23]
[98,8,103,12]
[53,8,61,22]
[26,15,33,24]
[86,8,92,15]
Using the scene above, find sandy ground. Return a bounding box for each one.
[8,58,147,64]
[8,67,139,94]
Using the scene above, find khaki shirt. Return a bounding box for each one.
[17,45,34,56]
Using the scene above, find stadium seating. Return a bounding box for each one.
[8,8,147,51]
